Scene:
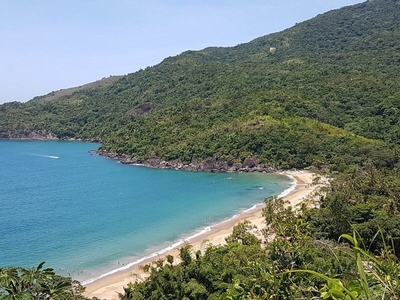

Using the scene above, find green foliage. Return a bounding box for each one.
[306,166,400,255]
[124,241,270,299]
[288,230,400,300]
[0,262,92,300]
[225,220,260,246]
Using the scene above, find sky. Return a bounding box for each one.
[0,0,363,104]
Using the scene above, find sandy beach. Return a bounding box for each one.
[84,170,322,300]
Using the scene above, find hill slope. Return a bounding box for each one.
[1,0,400,170]
[28,76,123,104]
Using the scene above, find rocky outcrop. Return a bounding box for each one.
[126,102,156,116]
[0,131,102,143]
[91,150,276,173]
[0,130,58,140]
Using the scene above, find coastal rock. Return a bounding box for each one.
[92,150,277,174]
[146,158,163,168]
[242,157,259,168]
[0,130,58,140]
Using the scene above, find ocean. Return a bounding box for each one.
[0,140,294,283]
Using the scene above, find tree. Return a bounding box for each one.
[0,262,92,300]
[225,220,260,246]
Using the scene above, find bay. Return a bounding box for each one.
[0,140,293,282]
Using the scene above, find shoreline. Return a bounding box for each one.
[84,170,321,300]
[81,174,295,287]
[92,149,277,173]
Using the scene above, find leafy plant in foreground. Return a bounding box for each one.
[288,231,400,299]
[0,262,91,300]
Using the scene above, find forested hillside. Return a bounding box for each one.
[2,0,400,298]
[1,0,400,171]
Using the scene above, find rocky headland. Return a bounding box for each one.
[0,131,102,143]
[0,130,59,140]
[92,149,277,173]
[0,132,276,173]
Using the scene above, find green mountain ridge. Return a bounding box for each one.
[1,0,400,171]
[28,75,124,104]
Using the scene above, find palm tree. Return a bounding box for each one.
[19,262,55,298]
[0,262,80,300]
[0,267,20,296]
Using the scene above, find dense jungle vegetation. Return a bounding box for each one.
[1,0,400,170]
[2,0,400,299]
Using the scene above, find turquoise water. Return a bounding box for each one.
[0,140,293,282]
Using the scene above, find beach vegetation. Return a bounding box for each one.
[0,262,92,300]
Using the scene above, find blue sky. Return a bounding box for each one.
[0,0,362,104]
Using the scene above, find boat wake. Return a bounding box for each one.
[30,154,60,159]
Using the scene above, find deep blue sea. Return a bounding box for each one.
[0,140,293,282]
